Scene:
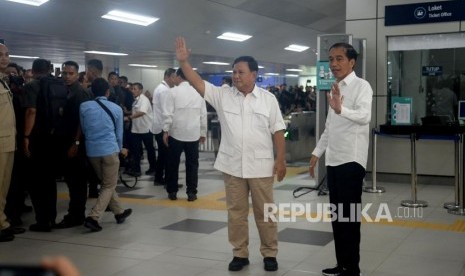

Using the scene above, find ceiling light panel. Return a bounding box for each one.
[128,64,157,68]
[286,68,302,72]
[84,50,128,56]
[284,44,309,52]
[217,32,252,42]
[203,61,230,65]
[6,0,48,6]
[10,54,40,59]
[102,10,159,26]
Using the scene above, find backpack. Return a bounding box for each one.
[35,76,68,137]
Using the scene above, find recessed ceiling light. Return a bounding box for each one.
[258,66,265,69]
[265,73,279,76]
[284,44,309,52]
[128,64,157,68]
[286,68,302,72]
[10,54,40,59]
[285,74,299,77]
[225,70,233,73]
[217,32,252,42]
[6,0,48,6]
[102,10,159,26]
[203,61,230,65]
[84,50,128,56]
[193,68,198,71]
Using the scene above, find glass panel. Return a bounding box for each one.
[387,35,465,125]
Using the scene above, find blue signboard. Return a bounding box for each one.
[316,61,335,90]
[385,1,465,26]
[422,66,443,76]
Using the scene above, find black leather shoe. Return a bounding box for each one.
[228,257,249,271]
[0,231,14,242]
[145,168,155,175]
[29,223,52,232]
[53,219,84,229]
[84,217,102,232]
[322,265,343,276]
[263,257,278,271]
[115,209,132,224]
[168,193,177,200]
[2,226,25,235]
[187,193,197,202]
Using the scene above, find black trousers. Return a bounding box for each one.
[165,137,199,195]
[28,135,63,226]
[63,147,88,223]
[327,162,365,274]
[132,132,156,173]
[5,151,29,223]
[154,132,168,183]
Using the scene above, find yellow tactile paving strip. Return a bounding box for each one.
[57,165,465,233]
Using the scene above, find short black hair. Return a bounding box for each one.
[91,78,109,97]
[62,60,79,71]
[119,76,128,82]
[132,82,143,90]
[87,59,103,72]
[78,72,86,83]
[6,63,21,75]
[108,71,118,78]
[233,56,259,72]
[32,59,51,75]
[176,68,186,80]
[164,68,176,78]
[329,42,358,62]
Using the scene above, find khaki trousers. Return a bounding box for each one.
[88,153,123,220]
[0,151,14,230]
[224,173,277,258]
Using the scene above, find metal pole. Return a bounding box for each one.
[444,135,460,209]
[364,128,385,193]
[401,132,428,208]
[449,133,465,215]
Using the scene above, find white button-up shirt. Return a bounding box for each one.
[163,81,207,141]
[204,81,285,178]
[131,94,154,134]
[152,81,170,134]
[312,71,373,169]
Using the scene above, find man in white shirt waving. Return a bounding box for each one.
[175,37,286,272]
[163,68,207,202]
[309,43,373,276]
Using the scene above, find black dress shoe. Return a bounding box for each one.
[168,193,177,200]
[263,257,278,271]
[115,209,132,224]
[187,193,197,202]
[0,231,14,242]
[29,223,51,232]
[145,168,155,175]
[228,257,249,271]
[84,217,102,232]
[2,226,26,235]
[53,219,84,229]
[322,265,344,276]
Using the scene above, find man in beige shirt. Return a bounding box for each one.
[0,43,23,242]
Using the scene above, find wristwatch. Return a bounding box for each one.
[75,141,80,146]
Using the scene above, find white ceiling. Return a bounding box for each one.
[0,0,346,75]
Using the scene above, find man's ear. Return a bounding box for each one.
[105,89,110,98]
